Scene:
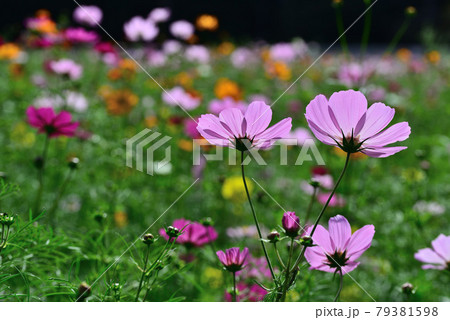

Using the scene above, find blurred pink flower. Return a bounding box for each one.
[73,5,103,26]
[162,40,182,55]
[217,247,249,272]
[185,45,210,64]
[208,97,246,114]
[148,7,171,23]
[124,16,158,42]
[65,27,98,44]
[26,106,79,138]
[94,42,115,54]
[197,101,292,150]
[225,283,267,302]
[305,90,411,158]
[162,87,201,110]
[414,234,450,270]
[305,215,375,274]
[269,43,296,63]
[282,211,300,237]
[236,255,273,281]
[230,47,258,68]
[170,20,194,40]
[317,192,345,207]
[337,62,374,87]
[184,118,201,139]
[159,218,218,247]
[286,127,314,146]
[48,59,83,80]
[147,49,166,67]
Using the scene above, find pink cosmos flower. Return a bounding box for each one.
[124,17,159,42]
[65,27,98,44]
[162,40,182,55]
[159,218,217,248]
[230,48,258,69]
[184,118,201,139]
[305,215,375,274]
[225,282,267,302]
[185,45,210,64]
[414,234,450,270]
[148,7,171,23]
[269,43,297,63]
[73,5,103,26]
[26,106,79,138]
[305,90,411,158]
[94,42,115,54]
[48,59,83,80]
[236,255,273,281]
[216,247,249,272]
[208,97,247,114]
[197,101,292,150]
[170,20,194,40]
[337,62,373,87]
[282,211,300,237]
[162,87,201,110]
[147,49,166,67]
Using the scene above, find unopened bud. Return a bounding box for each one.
[68,157,80,169]
[401,282,414,295]
[200,217,213,226]
[77,282,91,301]
[142,233,155,245]
[267,231,280,243]
[405,6,416,17]
[166,226,180,238]
[300,235,313,247]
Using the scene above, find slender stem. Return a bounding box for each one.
[33,135,50,217]
[385,16,413,55]
[135,244,151,301]
[290,152,351,274]
[232,272,237,302]
[240,151,276,281]
[273,243,286,269]
[360,0,372,60]
[335,5,349,56]
[334,269,344,302]
[304,186,318,223]
[48,169,74,227]
[280,238,295,301]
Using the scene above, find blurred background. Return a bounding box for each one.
[2,0,449,44]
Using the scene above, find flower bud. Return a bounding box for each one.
[401,282,414,295]
[68,157,80,169]
[267,231,280,243]
[200,217,213,227]
[300,235,313,247]
[405,6,417,17]
[77,282,91,301]
[142,233,155,245]
[93,212,107,223]
[34,156,44,169]
[166,226,180,238]
[309,180,320,188]
[282,211,300,238]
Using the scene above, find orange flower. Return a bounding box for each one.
[107,68,122,81]
[266,61,291,81]
[114,211,128,228]
[214,78,242,100]
[0,43,21,60]
[178,139,193,151]
[9,63,24,77]
[145,115,158,128]
[196,14,219,31]
[104,89,139,115]
[396,48,412,63]
[175,72,193,87]
[425,50,440,64]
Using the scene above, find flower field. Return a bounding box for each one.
[0,5,449,303]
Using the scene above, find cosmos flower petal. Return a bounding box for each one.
[364,122,411,147]
[255,117,292,142]
[346,225,375,260]
[361,146,407,158]
[414,248,446,265]
[431,234,450,261]
[328,90,368,136]
[219,108,245,138]
[328,215,352,252]
[197,114,232,141]
[306,119,336,145]
[305,94,340,139]
[306,224,333,253]
[244,101,272,139]
[340,261,360,274]
[358,102,395,140]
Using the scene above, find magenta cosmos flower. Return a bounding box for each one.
[159,219,217,248]
[65,27,98,44]
[414,234,450,270]
[197,101,292,150]
[26,106,79,138]
[305,215,375,274]
[217,247,249,272]
[305,90,410,158]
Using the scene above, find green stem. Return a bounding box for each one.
[274,243,286,269]
[280,238,295,301]
[33,135,50,217]
[360,0,372,60]
[240,151,276,282]
[135,244,151,301]
[48,169,74,227]
[304,186,318,223]
[334,269,344,302]
[335,5,349,56]
[290,153,351,274]
[232,272,237,302]
[385,16,413,55]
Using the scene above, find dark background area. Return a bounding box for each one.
[2,0,449,44]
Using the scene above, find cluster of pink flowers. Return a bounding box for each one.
[65,27,98,44]
[48,59,83,80]
[162,87,201,110]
